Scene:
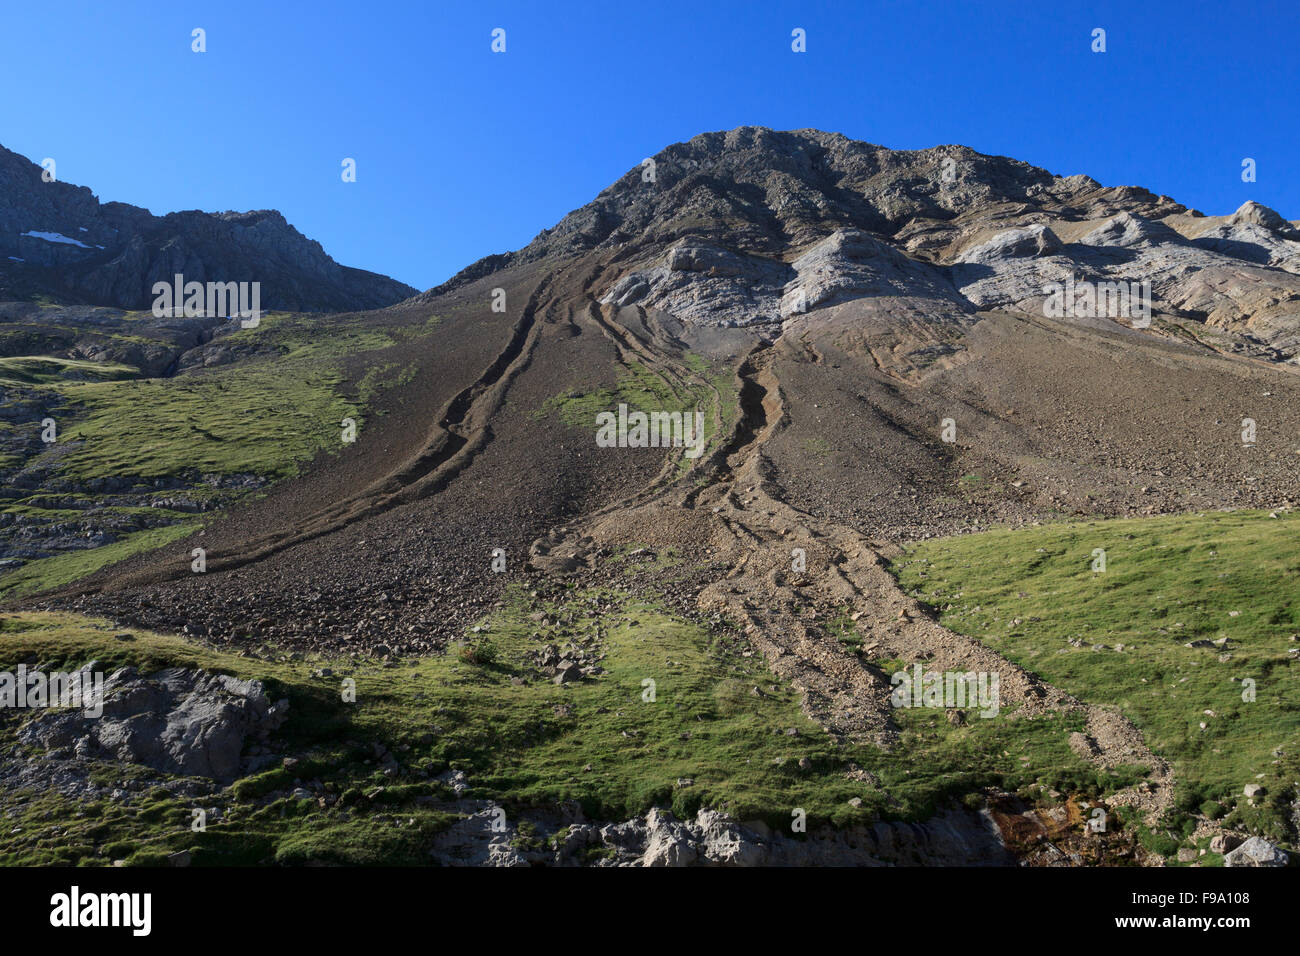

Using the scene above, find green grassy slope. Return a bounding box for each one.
[892,509,1300,849]
[0,582,1137,865]
[0,312,438,598]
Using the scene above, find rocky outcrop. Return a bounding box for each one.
[1187,201,1300,276]
[945,207,1300,357]
[783,228,972,318]
[1078,211,1185,250]
[428,805,533,867]
[1222,836,1290,867]
[600,237,791,328]
[429,804,1013,867]
[0,144,415,312]
[18,663,288,779]
[1229,200,1300,237]
[0,302,228,376]
[599,228,975,331]
[955,224,1062,264]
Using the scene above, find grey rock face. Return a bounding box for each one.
[945,209,1300,359]
[600,237,791,328]
[783,228,972,318]
[637,809,701,866]
[1222,836,1289,867]
[1078,211,1185,249]
[1191,205,1300,275]
[424,797,1012,867]
[428,805,529,867]
[955,224,1062,263]
[18,663,288,779]
[586,806,1011,866]
[1229,200,1299,237]
[600,227,975,333]
[692,809,768,866]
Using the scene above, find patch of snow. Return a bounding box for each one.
[20,230,91,248]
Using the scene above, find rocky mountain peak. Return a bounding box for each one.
[428,126,1195,298]
[1230,199,1297,237]
[0,144,416,312]
[424,127,1300,371]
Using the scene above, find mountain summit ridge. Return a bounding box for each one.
[424,127,1300,365]
[425,126,1203,294]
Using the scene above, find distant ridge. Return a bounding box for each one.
[0,144,416,312]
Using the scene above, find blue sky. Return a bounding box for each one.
[2,0,1296,290]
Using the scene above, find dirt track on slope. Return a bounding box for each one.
[533,313,1175,815]
[43,260,672,651]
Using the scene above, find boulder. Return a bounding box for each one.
[1209,834,1241,855]
[427,806,528,867]
[665,240,747,277]
[957,224,1062,263]
[19,664,288,779]
[1079,212,1184,249]
[1223,837,1289,867]
[696,809,767,866]
[641,809,699,867]
[1229,200,1298,237]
